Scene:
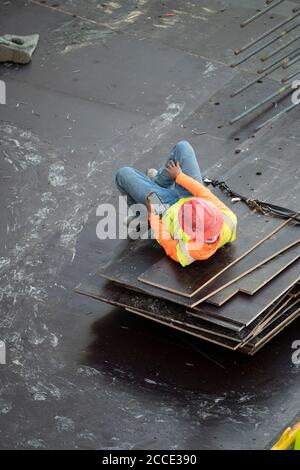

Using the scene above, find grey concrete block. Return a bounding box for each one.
[0,34,39,64]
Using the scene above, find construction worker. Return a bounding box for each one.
[115,141,237,267]
[271,421,300,450]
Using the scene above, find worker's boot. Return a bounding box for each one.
[147,168,158,181]
[0,34,39,64]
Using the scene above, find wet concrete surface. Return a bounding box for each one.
[0,0,300,449]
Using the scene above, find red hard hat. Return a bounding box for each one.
[178,198,224,242]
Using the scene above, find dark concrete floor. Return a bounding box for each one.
[0,0,300,450]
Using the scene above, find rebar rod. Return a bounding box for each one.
[257,45,300,73]
[254,101,299,131]
[281,67,300,82]
[230,84,291,124]
[231,22,300,67]
[235,10,300,55]
[240,0,285,28]
[261,35,300,61]
[231,60,286,97]
[282,53,300,68]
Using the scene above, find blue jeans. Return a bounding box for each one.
[115,141,203,206]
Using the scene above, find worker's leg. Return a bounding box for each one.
[154,141,203,196]
[115,167,180,206]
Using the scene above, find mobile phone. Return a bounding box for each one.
[148,192,167,216]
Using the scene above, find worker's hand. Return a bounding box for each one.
[166,160,182,180]
[146,193,153,214]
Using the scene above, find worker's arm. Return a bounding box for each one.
[148,212,179,262]
[176,172,228,212]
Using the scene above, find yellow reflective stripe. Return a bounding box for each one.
[174,224,190,242]
[222,213,236,242]
[177,240,195,266]
[271,427,300,450]
[294,429,300,450]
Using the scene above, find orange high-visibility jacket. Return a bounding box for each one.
[149,172,237,267]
